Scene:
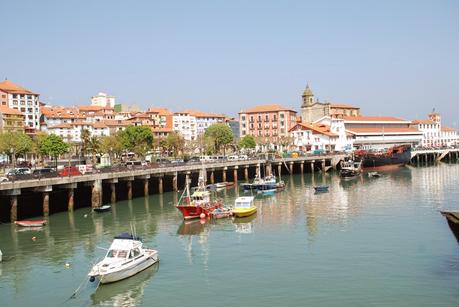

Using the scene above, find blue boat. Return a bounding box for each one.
[314,185,329,193]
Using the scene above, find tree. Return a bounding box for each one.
[204,123,234,154]
[164,132,185,158]
[239,135,256,149]
[39,134,70,167]
[81,128,91,157]
[99,135,123,162]
[0,132,33,165]
[119,126,154,158]
[87,136,101,163]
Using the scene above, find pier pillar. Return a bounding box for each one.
[43,192,50,217]
[289,162,294,174]
[127,180,133,200]
[233,166,238,183]
[110,183,116,204]
[186,172,191,186]
[91,179,102,208]
[300,162,304,174]
[172,172,178,191]
[278,163,282,178]
[158,177,163,194]
[223,167,227,182]
[310,161,315,173]
[144,179,149,196]
[10,195,18,223]
[244,166,249,181]
[210,171,215,184]
[256,163,261,177]
[321,159,326,172]
[68,188,74,212]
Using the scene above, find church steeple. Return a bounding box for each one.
[301,84,314,107]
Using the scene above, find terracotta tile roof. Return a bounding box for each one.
[93,122,108,129]
[151,127,173,133]
[240,104,297,114]
[182,109,225,118]
[346,127,422,134]
[411,119,435,125]
[147,107,173,115]
[0,106,24,115]
[330,103,360,109]
[343,116,408,122]
[48,123,73,129]
[0,80,37,95]
[441,126,457,132]
[78,105,106,111]
[289,122,337,137]
[103,119,130,126]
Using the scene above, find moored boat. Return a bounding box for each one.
[176,170,222,220]
[15,220,47,227]
[94,205,112,213]
[233,196,256,217]
[367,172,382,178]
[88,232,159,284]
[210,207,233,219]
[314,185,329,192]
[354,145,411,170]
[339,160,362,180]
[440,211,459,243]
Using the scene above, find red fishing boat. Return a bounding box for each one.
[15,220,47,227]
[176,171,222,220]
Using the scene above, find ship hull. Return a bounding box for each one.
[176,203,221,220]
[356,145,411,170]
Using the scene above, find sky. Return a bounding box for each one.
[2,0,458,126]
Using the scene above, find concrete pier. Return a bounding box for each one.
[233,166,238,183]
[43,192,50,217]
[300,162,304,174]
[244,166,249,181]
[278,163,282,178]
[172,173,178,191]
[91,180,102,208]
[144,179,149,196]
[126,180,133,200]
[310,161,315,173]
[158,177,163,194]
[223,167,227,182]
[10,195,18,222]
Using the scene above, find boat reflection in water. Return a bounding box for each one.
[233,214,257,234]
[90,263,159,306]
[177,220,206,236]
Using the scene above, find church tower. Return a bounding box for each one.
[301,84,315,107]
[301,84,315,122]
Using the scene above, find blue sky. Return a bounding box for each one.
[2,0,458,126]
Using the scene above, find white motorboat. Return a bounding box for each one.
[88,233,159,284]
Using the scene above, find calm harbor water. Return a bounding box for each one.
[1,163,459,306]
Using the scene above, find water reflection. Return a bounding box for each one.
[90,263,159,306]
[233,214,256,234]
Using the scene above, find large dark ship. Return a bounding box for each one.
[354,145,412,170]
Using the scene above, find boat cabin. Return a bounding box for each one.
[234,196,255,209]
[191,191,211,205]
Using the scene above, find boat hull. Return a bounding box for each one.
[15,220,47,227]
[356,145,411,170]
[233,207,257,217]
[176,203,221,220]
[93,250,159,284]
[441,211,459,243]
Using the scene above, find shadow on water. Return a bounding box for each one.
[90,263,160,306]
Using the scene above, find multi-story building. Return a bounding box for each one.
[226,117,240,141]
[91,92,115,108]
[47,121,109,143]
[173,111,197,141]
[40,106,85,132]
[182,109,226,135]
[146,107,173,129]
[343,116,423,149]
[0,80,41,131]
[0,106,25,133]
[411,112,459,147]
[239,104,297,149]
[300,85,360,122]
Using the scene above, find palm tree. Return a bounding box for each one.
[87,136,101,164]
[81,128,91,159]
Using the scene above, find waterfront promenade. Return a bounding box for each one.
[0,154,345,223]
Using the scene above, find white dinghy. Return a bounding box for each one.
[88,233,159,284]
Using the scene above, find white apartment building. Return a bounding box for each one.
[290,117,353,152]
[411,112,459,147]
[91,92,115,108]
[173,112,197,141]
[183,109,226,135]
[0,80,41,131]
[47,122,109,143]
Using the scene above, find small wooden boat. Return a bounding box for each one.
[93,205,112,213]
[314,185,329,192]
[210,207,233,219]
[15,220,47,227]
[233,196,256,217]
[440,211,459,243]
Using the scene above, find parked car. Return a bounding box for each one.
[33,167,56,177]
[0,176,9,182]
[171,159,184,164]
[156,158,171,164]
[7,168,31,176]
[58,166,82,177]
[227,155,239,161]
[186,156,201,163]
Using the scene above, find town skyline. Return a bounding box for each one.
[2,0,458,126]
